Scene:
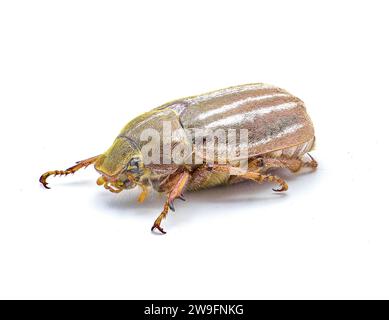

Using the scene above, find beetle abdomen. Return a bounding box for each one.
[164,83,315,157]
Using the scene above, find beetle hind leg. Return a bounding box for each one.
[302,153,318,170]
[212,164,288,192]
[39,155,101,189]
[259,153,318,173]
[243,172,288,192]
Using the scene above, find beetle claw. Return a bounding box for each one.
[42,182,50,189]
[151,224,166,234]
[39,174,51,189]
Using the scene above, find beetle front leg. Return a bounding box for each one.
[40,155,101,189]
[151,171,190,234]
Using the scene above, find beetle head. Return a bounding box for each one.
[94,136,145,189]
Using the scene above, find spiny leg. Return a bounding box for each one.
[262,157,302,173]
[212,164,288,192]
[151,171,190,234]
[242,171,288,192]
[39,155,101,189]
[230,153,318,188]
[261,153,318,173]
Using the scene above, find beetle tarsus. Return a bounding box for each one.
[39,155,101,189]
[305,153,318,169]
[39,174,51,189]
[151,224,167,234]
[151,202,170,235]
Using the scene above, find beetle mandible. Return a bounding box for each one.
[40,83,317,234]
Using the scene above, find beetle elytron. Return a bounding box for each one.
[40,83,317,233]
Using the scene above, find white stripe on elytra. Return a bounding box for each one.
[196,93,290,121]
[203,101,300,128]
[186,83,276,104]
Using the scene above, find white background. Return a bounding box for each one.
[0,0,388,299]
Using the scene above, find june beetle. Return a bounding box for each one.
[40,83,317,233]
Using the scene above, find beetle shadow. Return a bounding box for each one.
[91,167,319,228]
[58,179,95,188]
[171,168,321,228]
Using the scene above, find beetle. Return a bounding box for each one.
[40,83,317,234]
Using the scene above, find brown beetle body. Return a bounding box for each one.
[40,83,317,233]
[160,83,315,191]
[169,83,314,157]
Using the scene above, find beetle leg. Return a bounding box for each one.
[151,171,190,234]
[261,157,302,173]
[137,184,149,203]
[211,165,288,192]
[151,202,170,234]
[242,172,289,192]
[260,154,318,173]
[39,155,101,189]
[303,153,318,169]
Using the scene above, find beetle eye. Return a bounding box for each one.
[127,157,141,174]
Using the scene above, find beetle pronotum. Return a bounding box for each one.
[40,83,317,233]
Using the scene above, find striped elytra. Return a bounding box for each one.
[163,83,315,159]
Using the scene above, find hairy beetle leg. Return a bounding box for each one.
[39,155,101,189]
